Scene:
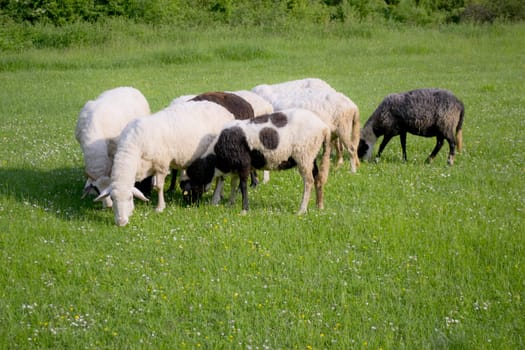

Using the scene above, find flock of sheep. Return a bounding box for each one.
[75,78,465,226]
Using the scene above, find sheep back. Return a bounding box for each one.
[216,108,330,171]
[75,86,150,179]
[251,78,335,102]
[368,88,464,139]
[111,101,236,191]
[190,91,254,120]
[230,90,274,116]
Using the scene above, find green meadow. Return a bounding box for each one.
[0,21,524,348]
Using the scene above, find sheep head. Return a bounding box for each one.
[95,186,149,226]
[358,127,377,161]
[185,154,217,204]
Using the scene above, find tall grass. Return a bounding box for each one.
[0,21,524,348]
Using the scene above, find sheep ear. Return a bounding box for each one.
[132,187,149,202]
[82,183,97,199]
[94,187,111,202]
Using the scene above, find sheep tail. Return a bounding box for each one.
[456,102,465,152]
[351,106,361,168]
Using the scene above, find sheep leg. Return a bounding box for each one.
[154,172,168,212]
[228,175,240,205]
[211,176,225,205]
[316,130,331,210]
[446,138,456,166]
[427,136,445,163]
[312,161,324,210]
[400,132,408,161]
[377,135,394,159]
[262,170,270,184]
[336,130,356,173]
[334,139,344,166]
[167,169,178,193]
[250,170,259,187]
[298,165,314,215]
[239,172,250,214]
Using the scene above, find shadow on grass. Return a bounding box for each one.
[0,166,187,223]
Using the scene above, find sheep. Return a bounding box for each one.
[228,90,274,184]
[185,108,332,215]
[358,88,464,165]
[95,100,237,226]
[166,91,262,203]
[252,84,360,173]
[168,92,258,197]
[170,91,273,200]
[75,86,151,208]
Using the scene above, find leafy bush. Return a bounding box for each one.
[460,0,525,23]
[0,0,523,30]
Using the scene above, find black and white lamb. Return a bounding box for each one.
[168,91,263,203]
[252,79,360,173]
[75,86,151,208]
[95,101,237,226]
[358,88,464,165]
[185,108,332,214]
[170,90,273,202]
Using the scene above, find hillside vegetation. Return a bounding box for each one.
[1,0,524,27]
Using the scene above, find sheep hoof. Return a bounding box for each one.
[240,210,248,216]
[155,206,165,213]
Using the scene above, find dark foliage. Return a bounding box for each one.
[0,0,522,25]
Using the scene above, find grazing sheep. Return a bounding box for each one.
[229,90,274,185]
[170,91,272,200]
[168,91,262,202]
[95,101,236,226]
[253,85,360,173]
[358,88,464,165]
[168,91,254,194]
[75,86,151,208]
[185,108,332,214]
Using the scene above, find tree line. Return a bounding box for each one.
[0,0,523,26]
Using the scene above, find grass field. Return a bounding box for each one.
[0,21,524,348]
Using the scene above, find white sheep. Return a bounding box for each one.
[252,84,360,173]
[75,86,151,208]
[185,108,332,214]
[95,101,237,226]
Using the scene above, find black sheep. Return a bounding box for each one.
[358,88,464,165]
